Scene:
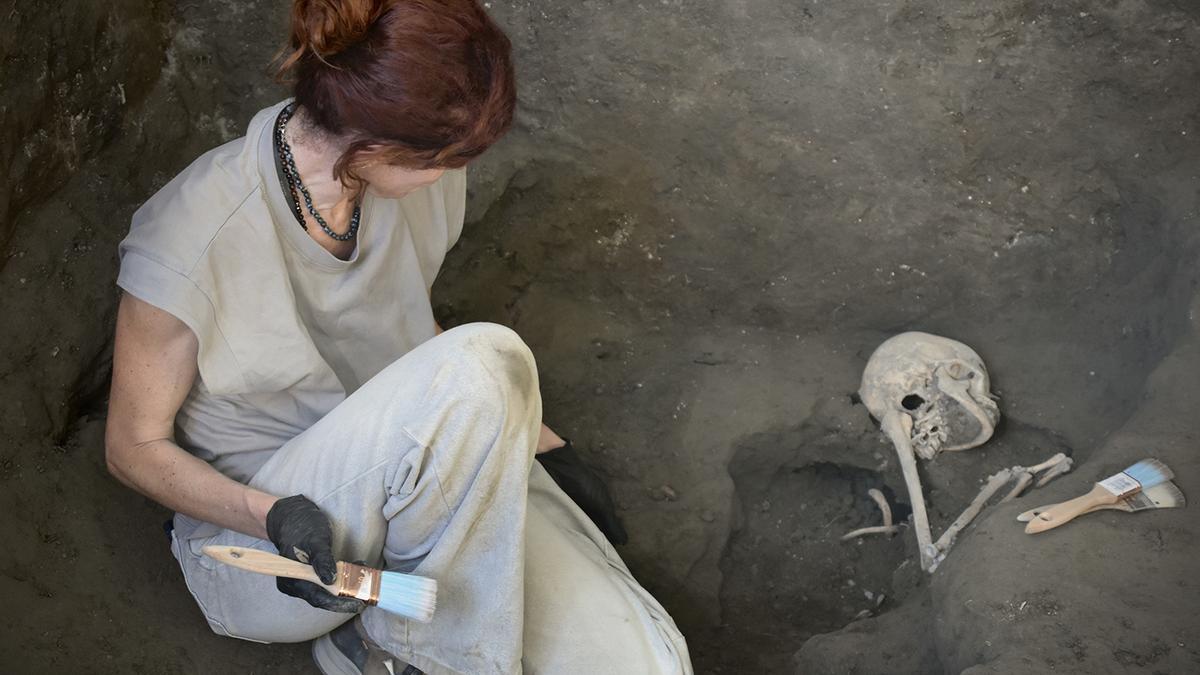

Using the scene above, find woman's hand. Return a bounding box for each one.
[266,495,364,613]
[536,439,628,545]
[537,423,567,454]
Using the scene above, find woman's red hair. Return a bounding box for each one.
[277,0,516,193]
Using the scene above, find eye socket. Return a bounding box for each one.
[901,394,925,410]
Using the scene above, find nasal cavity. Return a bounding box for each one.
[901,394,926,411]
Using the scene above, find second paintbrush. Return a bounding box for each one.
[1017,480,1185,522]
[1024,458,1175,534]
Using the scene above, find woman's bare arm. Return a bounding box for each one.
[105,293,278,539]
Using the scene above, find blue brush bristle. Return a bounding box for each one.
[376,571,438,623]
[1123,458,1174,489]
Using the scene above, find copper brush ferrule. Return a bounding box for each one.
[336,561,382,605]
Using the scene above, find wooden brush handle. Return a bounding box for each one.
[1024,484,1122,534]
[202,545,338,594]
[1017,500,1127,522]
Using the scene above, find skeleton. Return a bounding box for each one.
[855,332,1070,571]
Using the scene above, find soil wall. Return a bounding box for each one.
[2,1,1198,672]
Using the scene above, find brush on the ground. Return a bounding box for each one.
[1024,459,1175,534]
[203,545,437,622]
[1017,480,1185,522]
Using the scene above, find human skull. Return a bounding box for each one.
[859,332,1000,459]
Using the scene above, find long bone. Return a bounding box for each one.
[881,411,938,572]
[931,469,1013,558]
[930,453,1071,569]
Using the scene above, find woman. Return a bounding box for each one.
[104,1,691,673]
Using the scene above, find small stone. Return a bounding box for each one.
[659,485,678,501]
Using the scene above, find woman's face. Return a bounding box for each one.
[358,163,446,199]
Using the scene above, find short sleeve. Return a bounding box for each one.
[116,246,247,394]
[442,167,467,253]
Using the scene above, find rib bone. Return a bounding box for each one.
[841,488,902,541]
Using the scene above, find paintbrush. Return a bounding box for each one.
[203,545,437,622]
[1025,459,1175,534]
[1017,480,1185,522]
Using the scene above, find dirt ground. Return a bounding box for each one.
[2,1,1199,673]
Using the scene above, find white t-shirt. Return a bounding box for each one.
[117,99,466,483]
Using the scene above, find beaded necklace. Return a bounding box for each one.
[274,102,361,242]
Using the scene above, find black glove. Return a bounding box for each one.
[536,439,628,545]
[265,494,363,613]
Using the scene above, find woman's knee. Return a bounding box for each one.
[442,322,537,398]
[213,610,345,644]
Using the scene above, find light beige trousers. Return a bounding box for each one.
[169,323,692,675]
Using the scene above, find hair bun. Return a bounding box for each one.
[286,0,385,65]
